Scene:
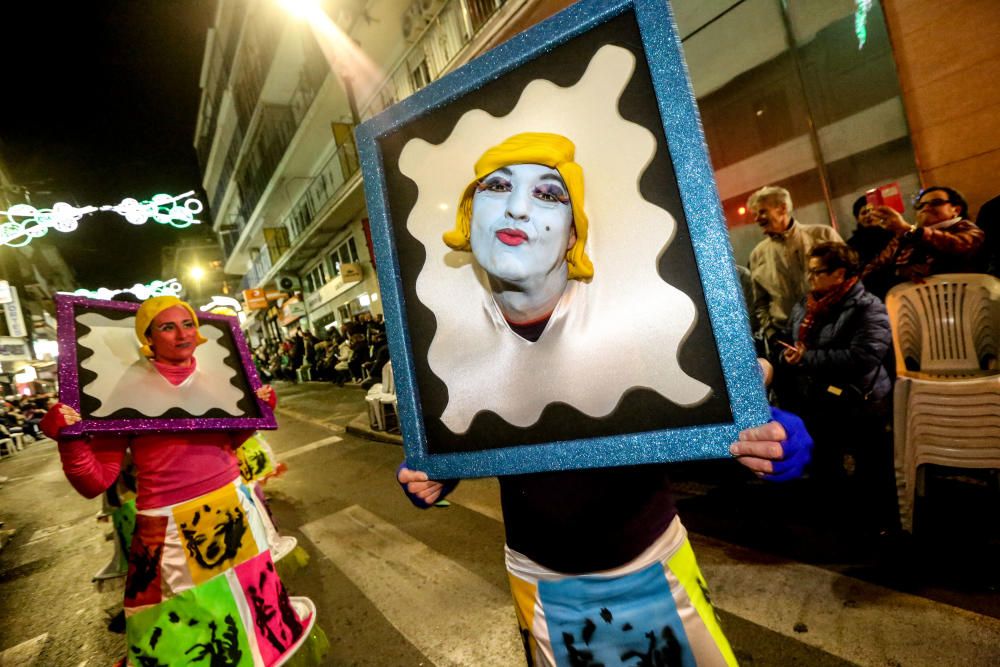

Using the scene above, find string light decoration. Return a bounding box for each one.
[854,0,873,49]
[62,278,184,301]
[0,191,203,247]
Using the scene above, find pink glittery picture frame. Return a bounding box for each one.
[54,294,276,435]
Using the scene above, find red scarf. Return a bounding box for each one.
[797,277,858,344]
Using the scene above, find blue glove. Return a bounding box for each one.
[762,407,813,482]
[396,461,459,509]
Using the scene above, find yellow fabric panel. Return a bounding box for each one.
[507,571,538,661]
[667,539,739,667]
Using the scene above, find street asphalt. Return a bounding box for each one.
[1,379,998,666]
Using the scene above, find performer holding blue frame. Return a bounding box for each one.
[364,1,814,665]
[358,0,769,478]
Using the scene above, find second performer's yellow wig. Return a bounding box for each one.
[134,295,209,358]
[444,132,594,281]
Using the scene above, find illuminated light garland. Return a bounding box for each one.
[62,278,184,301]
[200,295,244,313]
[855,0,873,49]
[0,191,203,247]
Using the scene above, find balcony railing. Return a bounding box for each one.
[211,123,245,217]
[218,0,246,75]
[359,0,508,120]
[289,51,329,127]
[234,104,297,227]
[284,136,360,243]
[195,44,227,171]
[242,226,291,288]
[220,228,241,259]
[231,11,284,135]
[219,197,249,262]
[292,32,329,124]
[194,2,248,171]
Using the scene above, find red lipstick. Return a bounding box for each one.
[496,228,528,246]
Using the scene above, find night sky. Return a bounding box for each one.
[2,1,216,289]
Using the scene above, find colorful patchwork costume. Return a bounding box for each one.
[45,296,318,666]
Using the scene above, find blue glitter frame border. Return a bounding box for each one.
[356,0,769,478]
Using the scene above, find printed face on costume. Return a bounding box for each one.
[470,163,577,285]
[148,305,198,364]
[180,503,248,570]
[245,557,304,656]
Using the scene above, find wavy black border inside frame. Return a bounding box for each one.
[75,305,260,420]
[377,10,732,456]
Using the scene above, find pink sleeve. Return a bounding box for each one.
[58,435,128,499]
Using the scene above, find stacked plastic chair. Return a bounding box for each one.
[365,362,397,431]
[885,274,1000,531]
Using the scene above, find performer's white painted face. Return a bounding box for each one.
[470,163,576,286]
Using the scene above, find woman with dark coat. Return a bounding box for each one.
[781,242,897,532]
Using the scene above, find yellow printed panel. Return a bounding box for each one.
[173,484,260,585]
[507,572,538,663]
[667,539,738,667]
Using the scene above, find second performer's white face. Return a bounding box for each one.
[470,163,576,286]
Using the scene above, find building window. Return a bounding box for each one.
[327,235,358,278]
[304,262,328,294]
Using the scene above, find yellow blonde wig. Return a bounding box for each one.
[444,132,594,281]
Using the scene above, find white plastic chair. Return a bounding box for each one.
[379,363,399,433]
[0,426,23,452]
[887,273,1000,378]
[886,274,1000,531]
[365,362,394,431]
[0,437,13,458]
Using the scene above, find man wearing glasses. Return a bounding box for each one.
[865,185,985,286]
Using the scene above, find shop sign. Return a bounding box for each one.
[279,296,306,325]
[243,288,268,310]
[3,287,27,338]
[0,336,30,361]
[305,290,323,311]
[341,262,363,283]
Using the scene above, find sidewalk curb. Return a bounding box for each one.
[345,413,403,446]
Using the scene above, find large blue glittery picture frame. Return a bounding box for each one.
[55,294,276,435]
[356,0,769,478]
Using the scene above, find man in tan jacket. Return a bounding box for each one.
[747,186,842,353]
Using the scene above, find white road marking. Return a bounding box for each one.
[275,407,347,433]
[695,535,1000,666]
[25,521,83,546]
[301,505,523,667]
[0,633,49,666]
[277,435,342,460]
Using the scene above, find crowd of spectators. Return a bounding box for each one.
[252,312,390,389]
[743,183,993,536]
[0,393,55,443]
